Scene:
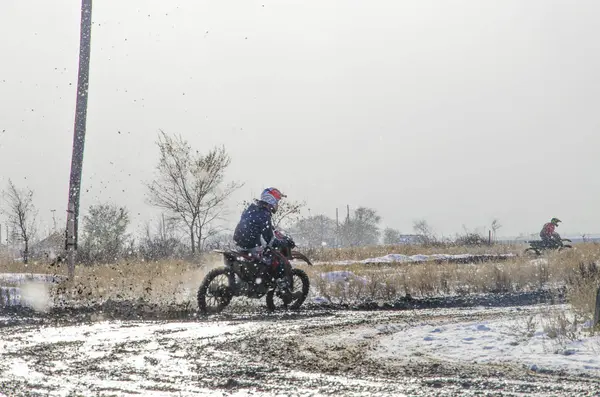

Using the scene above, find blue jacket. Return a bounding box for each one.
[233,201,275,249]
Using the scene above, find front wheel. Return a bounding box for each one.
[197,268,233,315]
[559,244,573,251]
[266,268,310,312]
[524,247,541,257]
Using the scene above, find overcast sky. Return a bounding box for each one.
[1,0,599,239]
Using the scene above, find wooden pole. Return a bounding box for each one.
[593,286,600,329]
[65,0,93,279]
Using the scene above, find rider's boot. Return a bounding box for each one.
[276,278,303,304]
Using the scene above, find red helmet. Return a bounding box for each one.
[260,188,286,212]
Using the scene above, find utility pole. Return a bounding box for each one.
[335,208,339,248]
[51,210,57,232]
[65,0,93,279]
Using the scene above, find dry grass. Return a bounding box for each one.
[0,253,224,309]
[1,243,600,317]
[302,259,529,303]
[301,243,600,312]
[305,243,521,263]
[505,308,590,350]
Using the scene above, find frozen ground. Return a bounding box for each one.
[0,263,598,396]
[1,305,599,396]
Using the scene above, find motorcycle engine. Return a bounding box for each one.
[233,262,271,298]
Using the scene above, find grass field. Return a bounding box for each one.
[1,243,599,319]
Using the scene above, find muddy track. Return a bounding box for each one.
[217,310,600,396]
[1,307,599,396]
[0,288,567,324]
[1,289,596,396]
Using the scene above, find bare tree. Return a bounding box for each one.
[4,180,37,263]
[272,200,305,229]
[339,207,381,247]
[241,199,305,230]
[146,131,242,254]
[139,215,184,261]
[413,219,436,245]
[383,227,402,245]
[78,203,130,264]
[291,214,336,248]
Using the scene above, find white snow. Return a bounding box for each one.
[320,270,368,284]
[0,273,63,309]
[0,320,258,396]
[0,273,65,285]
[321,253,515,266]
[1,307,599,395]
[367,306,600,375]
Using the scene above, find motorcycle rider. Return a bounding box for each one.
[540,218,563,247]
[233,187,301,303]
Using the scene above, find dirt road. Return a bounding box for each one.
[1,304,599,396]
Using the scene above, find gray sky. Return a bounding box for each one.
[1,0,599,239]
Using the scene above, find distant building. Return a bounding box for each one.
[31,231,64,261]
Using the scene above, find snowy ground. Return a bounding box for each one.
[357,307,600,375]
[1,264,599,396]
[1,305,599,396]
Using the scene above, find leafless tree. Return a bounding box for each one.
[272,200,305,229]
[4,180,37,263]
[413,219,436,245]
[139,215,184,261]
[78,203,130,264]
[290,214,336,248]
[339,207,381,247]
[383,227,402,245]
[146,131,242,254]
[240,199,305,230]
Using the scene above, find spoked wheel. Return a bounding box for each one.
[197,268,233,315]
[524,247,541,257]
[559,245,573,252]
[266,268,310,312]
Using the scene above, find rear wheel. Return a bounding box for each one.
[197,268,233,315]
[266,268,310,312]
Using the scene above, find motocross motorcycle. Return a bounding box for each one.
[524,238,572,256]
[197,231,313,314]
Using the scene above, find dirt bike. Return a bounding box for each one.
[197,231,313,314]
[524,238,572,256]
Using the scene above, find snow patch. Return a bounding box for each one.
[0,273,65,285]
[320,271,368,284]
[322,253,515,266]
[370,311,600,375]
